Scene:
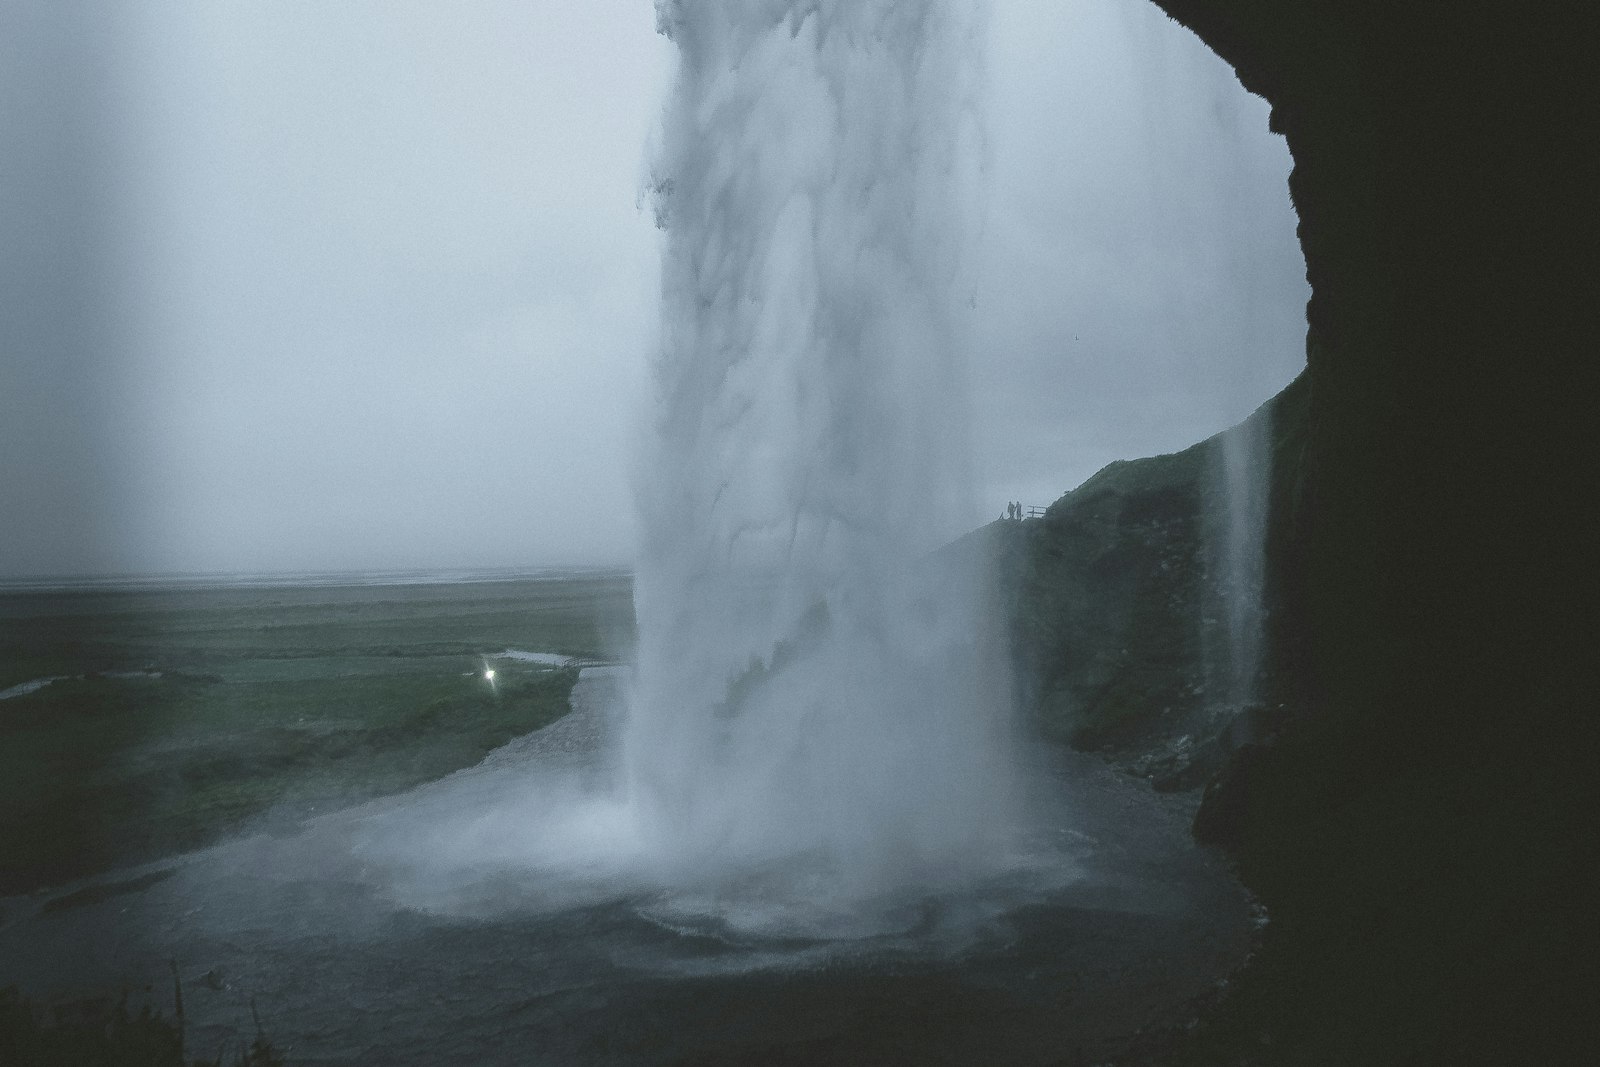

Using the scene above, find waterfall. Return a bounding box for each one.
[1212,403,1271,715]
[625,0,1019,922]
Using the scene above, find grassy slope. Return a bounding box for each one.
[983,372,1307,778]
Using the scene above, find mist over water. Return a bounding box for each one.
[331,0,1047,947]
[623,0,1025,931]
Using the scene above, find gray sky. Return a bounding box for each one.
[0,0,1305,578]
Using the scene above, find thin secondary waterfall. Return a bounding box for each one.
[1216,410,1269,712]
[626,0,1018,918]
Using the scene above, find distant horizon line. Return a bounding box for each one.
[0,562,634,594]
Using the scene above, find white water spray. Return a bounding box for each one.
[338,1,1050,942]
[625,0,1019,920]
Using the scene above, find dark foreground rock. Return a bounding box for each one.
[1100,1,1595,1062]
[972,3,1593,1059]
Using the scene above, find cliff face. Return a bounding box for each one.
[1121,2,1594,1061]
[995,374,1307,788]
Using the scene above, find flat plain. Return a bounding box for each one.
[0,572,634,895]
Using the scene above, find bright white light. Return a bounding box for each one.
[484,669,496,680]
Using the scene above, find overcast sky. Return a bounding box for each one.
[0,0,1305,578]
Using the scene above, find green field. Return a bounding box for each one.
[0,573,634,895]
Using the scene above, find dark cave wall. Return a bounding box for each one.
[1149,1,1590,718]
[1131,2,1594,1061]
